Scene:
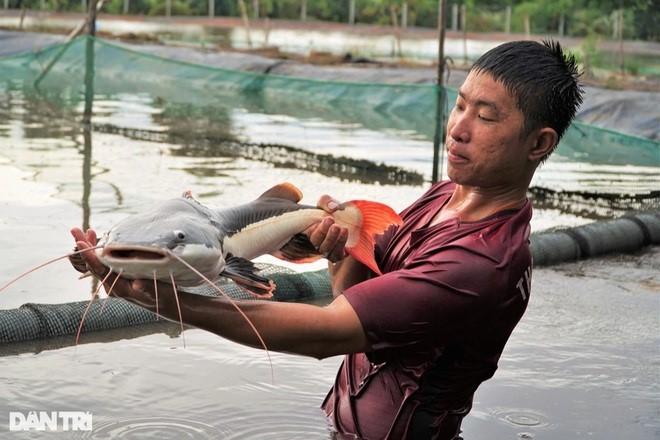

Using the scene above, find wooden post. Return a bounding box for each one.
[4,0,8,10]
[166,0,171,17]
[401,2,407,29]
[451,3,458,31]
[253,0,259,19]
[208,0,214,18]
[300,0,307,21]
[88,0,98,35]
[505,5,511,33]
[432,0,447,183]
[238,0,252,48]
[558,12,565,36]
[123,0,128,14]
[461,3,467,65]
[349,0,355,25]
[524,14,530,37]
[618,8,624,74]
[82,28,95,233]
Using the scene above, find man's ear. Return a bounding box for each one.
[528,127,558,162]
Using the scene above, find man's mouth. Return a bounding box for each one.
[447,146,469,164]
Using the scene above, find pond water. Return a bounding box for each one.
[0,79,658,439]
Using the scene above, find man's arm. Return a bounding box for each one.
[72,228,369,360]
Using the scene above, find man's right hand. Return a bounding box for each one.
[306,195,349,263]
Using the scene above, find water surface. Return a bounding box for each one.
[0,79,658,439]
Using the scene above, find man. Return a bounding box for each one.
[72,40,582,439]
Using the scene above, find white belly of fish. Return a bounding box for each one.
[222,209,327,260]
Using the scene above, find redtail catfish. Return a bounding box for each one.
[96,183,401,297]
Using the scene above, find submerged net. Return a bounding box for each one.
[0,264,332,344]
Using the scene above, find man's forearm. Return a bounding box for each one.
[328,256,373,297]
[135,286,367,359]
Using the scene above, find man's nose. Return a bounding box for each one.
[448,111,471,143]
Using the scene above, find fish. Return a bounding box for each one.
[96,182,402,297]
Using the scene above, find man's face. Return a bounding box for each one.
[445,71,533,189]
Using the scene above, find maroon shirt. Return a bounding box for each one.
[323,181,533,439]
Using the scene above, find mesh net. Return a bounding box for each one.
[1,35,657,170]
[0,264,332,344]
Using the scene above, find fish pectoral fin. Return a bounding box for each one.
[221,255,275,299]
[271,233,323,264]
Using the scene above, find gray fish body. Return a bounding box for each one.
[97,182,399,296]
[98,191,326,291]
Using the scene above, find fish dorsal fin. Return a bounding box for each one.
[258,182,303,202]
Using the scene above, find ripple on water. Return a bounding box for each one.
[491,408,550,429]
[81,417,228,440]
[219,408,331,440]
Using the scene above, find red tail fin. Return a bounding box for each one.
[333,200,402,275]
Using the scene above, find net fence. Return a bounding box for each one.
[0,36,658,205]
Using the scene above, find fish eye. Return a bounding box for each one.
[174,230,186,240]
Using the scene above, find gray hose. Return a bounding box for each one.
[0,267,332,345]
[531,211,659,266]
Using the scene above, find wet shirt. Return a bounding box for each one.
[322,181,533,440]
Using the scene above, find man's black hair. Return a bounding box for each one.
[470,40,584,159]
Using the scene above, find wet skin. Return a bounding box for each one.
[434,71,558,225]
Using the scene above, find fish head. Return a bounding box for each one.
[97,198,225,287]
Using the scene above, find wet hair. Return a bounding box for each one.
[470,40,584,159]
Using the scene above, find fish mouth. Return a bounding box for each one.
[102,245,169,262]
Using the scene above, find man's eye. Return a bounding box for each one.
[478,114,495,122]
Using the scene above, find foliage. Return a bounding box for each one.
[10,0,659,41]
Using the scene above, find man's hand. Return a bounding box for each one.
[307,195,349,263]
[70,227,170,311]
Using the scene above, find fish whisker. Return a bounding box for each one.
[99,269,123,317]
[76,269,112,345]
[169,271,186,349]
[0,245,105,294]
[153,270,160,321]
[164,249,274,383]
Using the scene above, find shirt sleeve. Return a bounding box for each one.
[343,249,498,352]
